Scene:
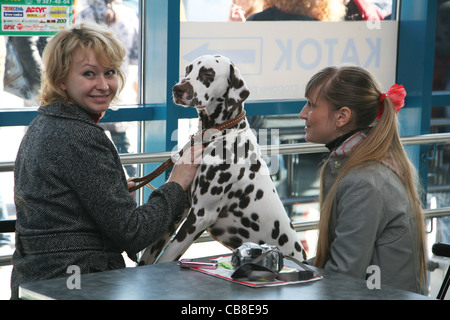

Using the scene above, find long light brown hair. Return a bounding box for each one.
[308,66,426,288]
[40,22,126,106]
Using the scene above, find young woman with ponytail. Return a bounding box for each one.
[299,66,426,293]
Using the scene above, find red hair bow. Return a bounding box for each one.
[377,84,406,120]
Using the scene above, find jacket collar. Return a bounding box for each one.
[330,131,366,158]
[38,103,102,126]
[329,131,402,177]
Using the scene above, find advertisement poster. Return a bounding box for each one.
[0,0,72,36]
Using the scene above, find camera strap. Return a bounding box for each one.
[276,256,315,281]
[231,253,315,282]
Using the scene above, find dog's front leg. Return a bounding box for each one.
[155,207,215,263]
[139,207,190,265]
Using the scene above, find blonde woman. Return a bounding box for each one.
[248,0,347,21]
[299,66,426,293]
[11,23,201,299]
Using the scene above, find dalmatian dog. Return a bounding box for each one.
[139,54,306,265]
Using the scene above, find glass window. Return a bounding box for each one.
[0,2,142,293]
[430,1,450,217]
[1,0,140,109]
[432,0,450,135]
[180,1,397,103]
[433,0,450,94]
[182,0,395,22]
[177,0,398,226]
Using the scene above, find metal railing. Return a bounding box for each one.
[194,207,450,242]
[2,132,450,172]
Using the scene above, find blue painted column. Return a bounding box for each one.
[141,0,180,197]
[396,0,438,197]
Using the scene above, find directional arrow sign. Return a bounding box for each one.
[181,34,263,76]
[183,42,256,64]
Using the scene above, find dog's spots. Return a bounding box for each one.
[218,171,232,184]
[239,184,255,209]
[244,184,254,194]
[251,223,260,232]
[278,234,289,246]
[229,203,244,218]
[233,210,244,218]
[210,227,225,237]
[150,238,166,255]
[271,221,280,239]
[175,213,197,242]
[227,226,238,234]
[198,66,215,88]
[206,165,231,182]
[241,217,250,228]
[255,189,264,201]
[250,160,261,173]
[210,104,223,124]
[237,168,245,180]
[218,206,229,218]
[185,64,193,76]
[224,184,233,194]
[241,216,259,232]
[226,185,254,210]
[229,65,246,90]
[225,236,243,249]
[251,213,259,221]
[211,186,223,195]
[206,166,218,181]
[197,208,205,217]
[199,175,210,195]
[238,194,250,209]
[240,89,250,100]
[238,228,250,239]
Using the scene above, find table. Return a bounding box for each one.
[19,260,432,300]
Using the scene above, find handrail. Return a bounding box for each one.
[193,207,450,242]
[2,132,450,171]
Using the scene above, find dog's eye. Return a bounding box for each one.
[203,72,214,78]
[199,68,215,79]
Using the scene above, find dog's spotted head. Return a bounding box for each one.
[173,55,250,120]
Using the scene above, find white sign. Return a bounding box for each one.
[180,21,398,101]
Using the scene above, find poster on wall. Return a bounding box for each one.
[0,0,72,36]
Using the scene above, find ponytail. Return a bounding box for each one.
[310,67,426,289]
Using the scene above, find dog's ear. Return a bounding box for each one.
[225,64,250,109]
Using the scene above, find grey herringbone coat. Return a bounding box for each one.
[11,103,187,299]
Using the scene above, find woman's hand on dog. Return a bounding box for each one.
[168,145,204,191]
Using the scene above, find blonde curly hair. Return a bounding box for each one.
[271,0,347,21]
[40,22,126,106]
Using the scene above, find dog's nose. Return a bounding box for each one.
[173,83,187,95]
